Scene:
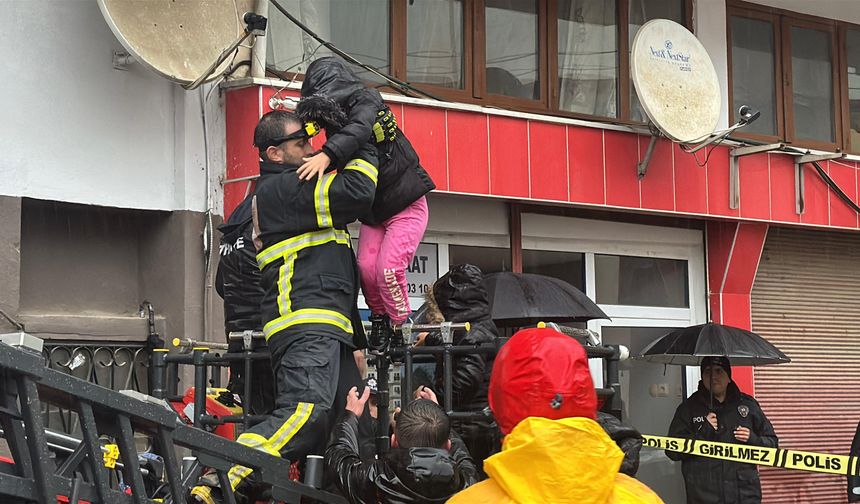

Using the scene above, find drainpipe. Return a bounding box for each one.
[251,0,269,79]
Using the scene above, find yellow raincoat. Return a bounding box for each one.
[448,417,664,504]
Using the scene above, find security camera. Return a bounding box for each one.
[738,105,760,125]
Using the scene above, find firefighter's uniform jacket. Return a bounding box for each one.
[253,146,378,347]
[190,147,378,503]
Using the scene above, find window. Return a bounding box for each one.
[448,245,512,274]
[847,29,860,152]
[522,249,585,291]
[486,0,541,100]
[595,254,689,308]
[728,3,851,151]
[628,0,687,122]
[730,15,779,137]
[266,0,692,122]
[557,0,618,117]
[266,0,389,81]
[406,0,465,89]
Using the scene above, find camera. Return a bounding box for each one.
[738,105,760,125]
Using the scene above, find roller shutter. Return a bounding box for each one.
[752,227,860,503]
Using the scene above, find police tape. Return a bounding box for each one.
[642,435,860,476]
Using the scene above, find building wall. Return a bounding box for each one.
[0,0,224,214]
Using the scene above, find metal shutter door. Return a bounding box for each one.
[752,227,860,503]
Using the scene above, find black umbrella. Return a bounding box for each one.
[482,272,609,327]
[638,323,790,410]
[638,323,790,366]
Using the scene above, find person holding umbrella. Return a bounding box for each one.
[667,356,778,503]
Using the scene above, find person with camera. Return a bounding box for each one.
[448,327,663,503]
[667,356,778,503]
[326,384,478,503]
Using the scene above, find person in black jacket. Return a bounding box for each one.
[667,356,778,503]
[215,196,274,416]
[416,264,499,474]
[296,57,435,334]
[327,384,477,504]
[849,419,860,502]
[190,110,376,504]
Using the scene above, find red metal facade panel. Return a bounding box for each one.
[828,160,859,228]
[673,144,708,214]
[768,154,801,224]
[528,122,568,201]
[568,127,606,205]
[603,130,641,208]
[401,104,448,191]
[224,86,860,234]
[705,147,740,217]
[446,111,490,194]
[488,116,530,198]
[800,164,830,226]
[738,155,771,220]
[224,87,263,219]
[639,137,675,211]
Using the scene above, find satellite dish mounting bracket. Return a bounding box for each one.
[728,143,783,210]
[791,151,844,214]
[637,124,663,179]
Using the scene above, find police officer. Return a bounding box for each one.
[667,356,778,503]
[190,110,377,504]
[215,191,274,416]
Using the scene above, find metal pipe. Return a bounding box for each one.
[150,349,168,400]
[443,347,453,414]
[251,0,269,79]
[192,348,208,427]
[403,351,413,409]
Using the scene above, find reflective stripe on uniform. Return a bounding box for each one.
[314,172,336,228]
[228,402,315,490]
[256,228,351,269]
[263,308,353,340]
[344,158,379,185]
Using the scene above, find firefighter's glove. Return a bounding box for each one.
[373,109,397,143]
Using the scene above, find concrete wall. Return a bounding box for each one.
[0,0,224,214]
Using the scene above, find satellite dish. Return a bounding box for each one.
[97,0,253,86]
[631,19,721,143]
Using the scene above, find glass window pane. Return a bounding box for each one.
[522,249,585,291]
[266,0,389,82]
[848,29,860,152]
[407,0,464,89]
[448,245,512,274]
[557,0,618,117]
[595,254,689,307]
[730,16,778,136]
[791,26,835,143]
[486,0,540,100]
[629,0,685,122]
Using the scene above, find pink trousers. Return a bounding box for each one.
[357,196,429,324]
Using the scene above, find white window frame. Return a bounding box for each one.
[521,214,706,395]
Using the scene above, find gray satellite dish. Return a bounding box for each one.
[97,0,261,87]
[630,19,759,178]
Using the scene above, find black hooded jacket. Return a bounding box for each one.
[215,195,263,333]
[668,381,778,503]
[301,57,435,225]
[425,264,497,412]
[326,412,477,504]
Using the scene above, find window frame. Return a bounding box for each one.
[727,0,853,152]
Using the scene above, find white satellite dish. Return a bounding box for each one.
[631,19,721,143]
[630,19,759,178]
[97,0,262,88]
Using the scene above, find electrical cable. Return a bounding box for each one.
[0,307,24,331]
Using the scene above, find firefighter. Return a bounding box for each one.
[189,110,377,504]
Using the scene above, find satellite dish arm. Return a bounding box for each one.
[183,13,268,90]
[268,0,442,101]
